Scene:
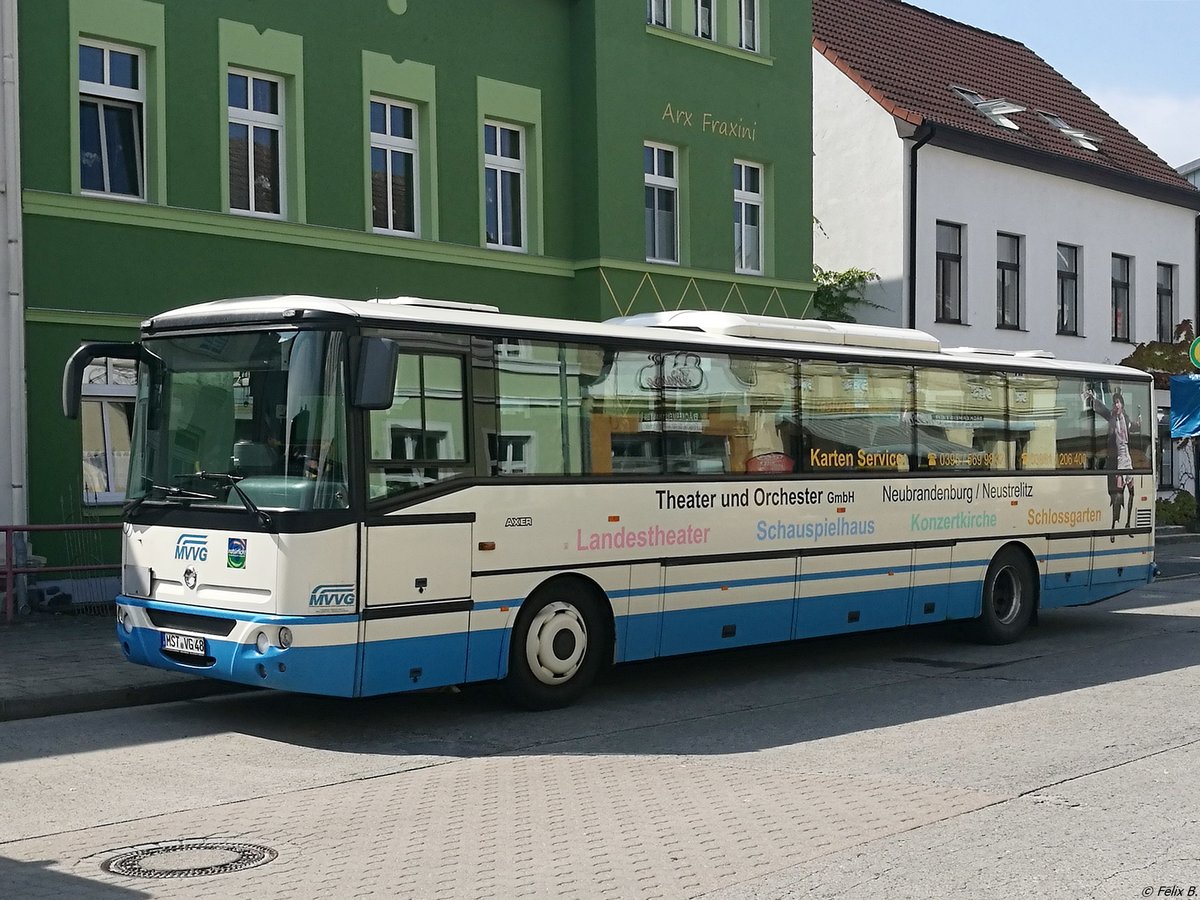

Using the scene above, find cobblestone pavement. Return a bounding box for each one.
[0,609,241,721]
[1,532,1197,724]
[2,571,1200,899]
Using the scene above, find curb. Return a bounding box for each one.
[1156,532,1200,545]
[0,680,251,723]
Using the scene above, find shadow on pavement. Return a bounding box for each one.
[3,582,1199,766]
[0,856,148,898]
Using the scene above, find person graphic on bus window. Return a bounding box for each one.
[1084,387,1141,540]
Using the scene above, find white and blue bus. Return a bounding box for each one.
[63,296,1155,708]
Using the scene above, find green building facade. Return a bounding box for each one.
[13,0,813,536]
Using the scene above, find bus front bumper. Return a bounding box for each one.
[114,597,360,697]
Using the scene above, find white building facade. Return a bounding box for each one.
[812,0,1200,497]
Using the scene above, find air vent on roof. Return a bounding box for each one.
[607,311,942,353]
[952,86,1025,130]
[1040,113,1102,152]
[370,296,500,313]
[942,346,1055,359]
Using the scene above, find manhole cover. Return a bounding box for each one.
[102,839,276,879]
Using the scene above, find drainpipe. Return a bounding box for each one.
[906,124,935,330]
[1,0,28,530]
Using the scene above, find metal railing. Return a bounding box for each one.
[2,523,122,623]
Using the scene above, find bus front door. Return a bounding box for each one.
[359,514,474,695]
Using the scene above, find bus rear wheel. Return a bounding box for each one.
[505,584,604,710]
[972,546,1035,644]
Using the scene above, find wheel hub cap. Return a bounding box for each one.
[525,601,588,685]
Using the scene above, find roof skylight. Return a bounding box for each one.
[1040,113,1102,152]
[952,86,1025,130]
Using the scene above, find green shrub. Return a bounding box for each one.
[1157,490,1197,526]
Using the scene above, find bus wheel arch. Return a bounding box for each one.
[972,542,1038,644]
[503,574,613,710]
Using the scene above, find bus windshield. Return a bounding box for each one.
[129,329,349,511]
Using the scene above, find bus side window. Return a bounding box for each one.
[800,361,913,473]
[367,351,469,500]
[916,368,1010,471]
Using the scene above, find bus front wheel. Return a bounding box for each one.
[505,584,605,710]
[972,546,1035,644]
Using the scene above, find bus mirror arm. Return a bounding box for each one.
[62,341,144,419]
[351,336,400,410]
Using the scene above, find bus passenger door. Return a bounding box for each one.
[357,337,478,696]
[359,515,474,695]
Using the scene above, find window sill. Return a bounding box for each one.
[647,257,680,266]
[373,227,421,239]
[230,207,287,221]
[80,189,147,204]
[645,25,774,66]
[1111,337,1135,344]
[82,497,126,509]
[935,318,967,326]
[485,242,529,255]
[1057,331,1085,338]
[996,324,1025,332]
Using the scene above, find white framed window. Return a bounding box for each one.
[952,86,1024,130]
[647,0,669,27]
[487,433,535,475]
[370,97,419,236]
[496,337,531,360]
[733,160,763,275]
[79,41,145,199]
[695,0,714,39]
[1041,113,1101,152]
[644,142,679,264]
[484,121,526,251]
[80,358,137,505]
[228,68,285,217]
[739,0,758,51]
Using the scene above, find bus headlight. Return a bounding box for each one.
[118,609,133,634]
[278,627,293,649]
[255,631,269,654]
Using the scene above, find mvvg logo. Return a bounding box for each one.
[174,534,208,562]
[309,584,356,608]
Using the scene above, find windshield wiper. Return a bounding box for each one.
[186,472,274,530]
[125,477,219,516]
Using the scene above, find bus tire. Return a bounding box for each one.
[972,546,1035,645]
[505,582,605,710]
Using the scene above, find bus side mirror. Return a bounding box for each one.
[352,336,400,410]
[62,341,142,419]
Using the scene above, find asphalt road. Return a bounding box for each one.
[1,570,1199,899]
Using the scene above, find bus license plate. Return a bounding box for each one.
[162,631,206,657]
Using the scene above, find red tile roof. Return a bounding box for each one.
[813,0,1197,193]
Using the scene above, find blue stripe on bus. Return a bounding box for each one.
[1043,546,1151,563]
[115,551,1153,696]
[476,546,1142,616]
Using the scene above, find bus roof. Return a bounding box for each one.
[143,294,1151,381]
